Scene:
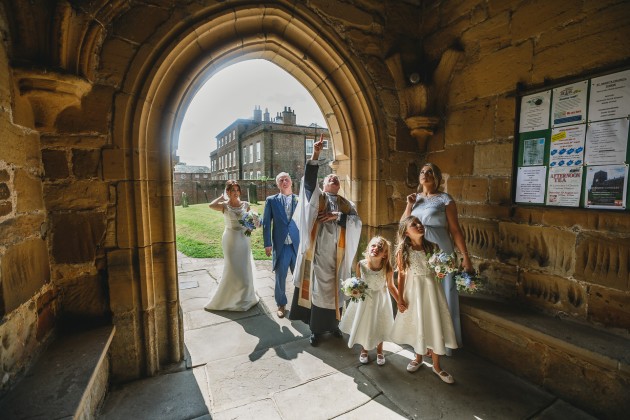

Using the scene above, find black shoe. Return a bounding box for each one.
[309,333,319,346]
[332,328,343,338]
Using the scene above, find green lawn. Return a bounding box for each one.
[175,203,270,260]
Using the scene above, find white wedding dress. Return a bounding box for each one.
[204,202,259,311]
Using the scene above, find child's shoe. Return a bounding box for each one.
[376,353,385,366]
[359,351,369,364]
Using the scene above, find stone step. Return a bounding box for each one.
[460,295,630,420]
[0,325,115,419]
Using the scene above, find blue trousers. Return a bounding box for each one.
[275,243,296,307]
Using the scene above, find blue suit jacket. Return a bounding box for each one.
[262,193,300,271]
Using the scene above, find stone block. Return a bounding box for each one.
[587,285,630,331]
[477,260,519,297]
[532,29,629,84]
[14,169,44,213]
[96,37,137,88]
[426,144,475,176]
[544,347,630,419]
[459,203,511,220]
[511,206,545,225]
[109,311,142,382]
[0,183,9,200]
[1,239,50,313]
[0,213,46,244]
[42,149,69,180]
[495,95,515,139]
[449,42,533,105]
[597,211,630,235]
[445,98,494,144]
[72,149,101,179]
[56,85,115,134]
[511,0,576,43]
[489,177,511,205]
[311,0,374,28]
[474,142,514,176]
[517,271,587,319]
[462,312,546,385]
[51,212,107,264]
[36,289,57,340]
[113,4,171,44]
[446,177,488,202]
[540,208,596,230]
[0,117,41,168]
[107,248,140,313]
[424,15,472,63]
[0,169,9,182]
[499,223,576,276]
[574,232,630,290]
[461,11,511,55]
[58,273,110,321]
[0,300,39,393]
[536,2,630,52]
[0,201,11,217]
[440,0,485,26]
[460,218,500,259]
[102,148,132,181]
[44,180,108,211]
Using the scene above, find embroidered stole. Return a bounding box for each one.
[297,193,353,320]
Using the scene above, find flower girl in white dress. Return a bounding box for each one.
[339,236,394,365]
[389,216,458,383]
[204,180,259,312]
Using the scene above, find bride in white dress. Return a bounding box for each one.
[204,180,259,311]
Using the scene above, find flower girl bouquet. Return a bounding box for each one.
[454,270,486,294]
[238,210,261,236]
[426,250,458,281]
[341,277,369,302]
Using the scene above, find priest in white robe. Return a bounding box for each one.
[288,135,362,346]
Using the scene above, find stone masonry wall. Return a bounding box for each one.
[415,0,630,332]
[0,23,54,393]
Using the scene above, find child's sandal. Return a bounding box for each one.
[376,353,385,366]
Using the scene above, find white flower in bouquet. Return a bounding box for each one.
[341,277,369,302]
[238,210,261,236]
[426,250,458,281]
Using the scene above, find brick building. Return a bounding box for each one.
[210,106,332,182]
[172,163,211,205]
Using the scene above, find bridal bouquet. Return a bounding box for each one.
[426,250,458,281]
[454,270,486,294]
[238,210,261,236]
[341,277,369,303]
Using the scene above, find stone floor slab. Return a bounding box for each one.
[205,349,303,412]
[274,369,380,420]
[212,398,282,420]
[281,335,359,381]
[185,311,309,366]
[99,369,209,420]
[336,394,410,419]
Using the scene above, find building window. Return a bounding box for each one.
[256,142,261,161]
[180,174,187,179]
[323,139,329,149]
[229,153,232,167]
[249,145,254,163]
[233,130,236,139]
[242,147,247,164]
[305,138,314,155]
[256,170,261,179]
[249,170,253,179]
[233,151,236,167]
[203,174,208,178]
[195,174,200,179]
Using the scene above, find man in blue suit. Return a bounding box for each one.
[263,172,300,318]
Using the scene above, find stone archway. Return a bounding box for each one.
[107,3,385,380]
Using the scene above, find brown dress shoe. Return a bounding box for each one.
[277,306,286,318]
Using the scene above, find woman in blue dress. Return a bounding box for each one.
[401,163,472,351]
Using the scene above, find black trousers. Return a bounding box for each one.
[288,287,342,334]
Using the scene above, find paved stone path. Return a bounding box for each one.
[98,253,596,419]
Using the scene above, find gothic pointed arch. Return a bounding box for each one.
[106,2,385,379]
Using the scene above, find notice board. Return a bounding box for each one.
[514,69,630,210]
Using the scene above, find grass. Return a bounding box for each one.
[174,203,270,260]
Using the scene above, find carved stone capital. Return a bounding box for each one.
[405,116,440,152]
[13,68,92,131]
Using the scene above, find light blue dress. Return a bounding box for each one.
[411,192,462,350]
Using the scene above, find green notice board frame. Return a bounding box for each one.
[513,68,630,210]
